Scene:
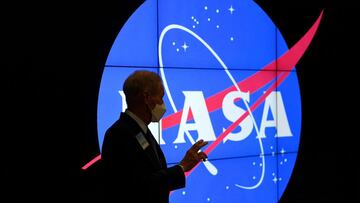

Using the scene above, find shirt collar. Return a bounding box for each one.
[125,109,148,134]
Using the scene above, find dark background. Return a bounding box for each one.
[3,0,355,202]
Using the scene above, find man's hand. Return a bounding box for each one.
[179,139,208,172]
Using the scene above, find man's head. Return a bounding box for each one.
[123,70,165,124]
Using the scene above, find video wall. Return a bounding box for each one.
[95,0,322,202]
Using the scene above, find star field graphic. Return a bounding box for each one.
[158,0,280,70]
[98,0,309,202]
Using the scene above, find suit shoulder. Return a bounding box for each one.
[104,120,129,139]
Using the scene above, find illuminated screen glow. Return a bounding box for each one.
[93,0,323,202]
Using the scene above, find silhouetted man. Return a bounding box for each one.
[101,70,208,203]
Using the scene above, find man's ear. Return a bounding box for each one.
[143,91,151,104]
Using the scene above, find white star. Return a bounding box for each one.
[182,42,189,52]
[229,5,235,14]
[280,148,286,155]
[204,6,208,10]
[272,176,278,183]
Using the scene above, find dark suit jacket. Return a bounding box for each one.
[101,112,185,203]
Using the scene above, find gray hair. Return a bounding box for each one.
[123,70,162,102]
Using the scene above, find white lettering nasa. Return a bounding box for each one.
[175,91,217,143]
[119,90,292,145]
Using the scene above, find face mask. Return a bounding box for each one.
[151,103,166,122]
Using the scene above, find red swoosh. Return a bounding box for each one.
[184,10,323,177]
[82,10,323,171]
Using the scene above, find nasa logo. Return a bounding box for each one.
[91,0,323,202]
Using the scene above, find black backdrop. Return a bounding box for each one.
[3,0,355,202]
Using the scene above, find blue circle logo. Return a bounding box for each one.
[95,0,323,202]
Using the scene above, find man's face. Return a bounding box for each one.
[154,83,165,105]
[144,82,165,109]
